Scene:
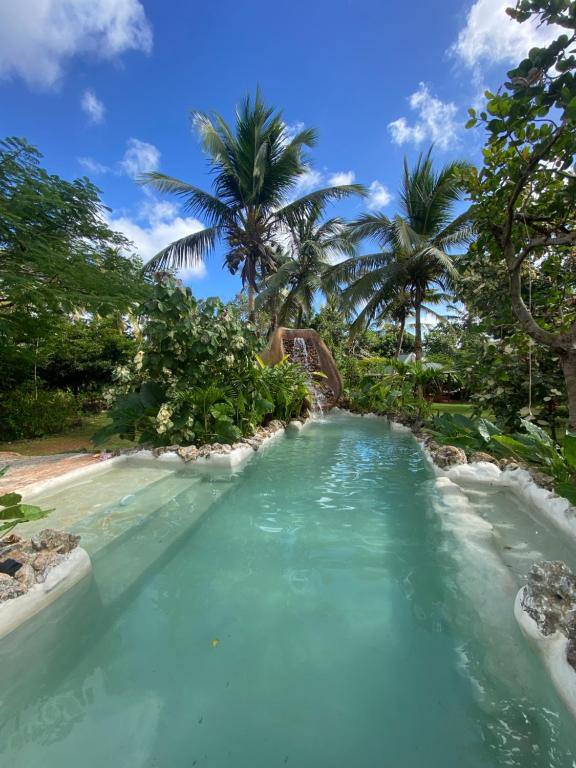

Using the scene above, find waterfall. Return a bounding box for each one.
[292,336,324,417]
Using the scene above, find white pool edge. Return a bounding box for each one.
[21,455,128,501]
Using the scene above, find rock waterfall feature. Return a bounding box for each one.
[261,328,343,411]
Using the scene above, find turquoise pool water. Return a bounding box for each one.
[1,415,576,767]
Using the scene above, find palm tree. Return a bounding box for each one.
[327,149,472,359]
[255,204,356,329]
[142,91,364,321]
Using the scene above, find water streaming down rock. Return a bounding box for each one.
[290,336,325,417]
[261,327,343,412]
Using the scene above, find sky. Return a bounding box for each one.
[0,0,558,305]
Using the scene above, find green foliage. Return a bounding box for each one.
[465,1,576,425]
[429,413,502,450]
[143,91,364,318]
[255,205,356,328]
[426,317,568,434]
[328,149,472,357]
[99,275,310,446]
[0,388,80,441]
[0,468,52,536]
[0,138,150,339]
[347,357,453,420]
[0,136,150,419]
[0,315,138,394]
[428,413,576,504]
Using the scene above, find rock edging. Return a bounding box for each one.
[0,529,91,639]
[514,561,576,719]
[111,418,308,468]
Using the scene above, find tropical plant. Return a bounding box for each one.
[328,149,472,358]
[428,413,576,504]
[348,357,454,418]
[0,468,52,537]
[465,0,576,428]
[255,204,356,328]
[97,275,310,446]
[143,91,364,320]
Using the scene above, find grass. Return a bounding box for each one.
[0,413,136,457]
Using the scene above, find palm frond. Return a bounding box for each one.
[144,226,220,272]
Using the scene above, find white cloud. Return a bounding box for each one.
[329,170,356,186]
[78,137,160,177]
[452,0,559,70]
[293,166,323,196]
[81,88,105,124]
[120,138,160,179]
[388,83,459,150]
[78,156,111,174]
[282,121,305,144]
[367,181,392,210]
[108,200,207,280]
[0,0,152,89]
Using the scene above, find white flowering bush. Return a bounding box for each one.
[95,275,309,446]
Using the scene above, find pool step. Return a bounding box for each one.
[87,474,236,606]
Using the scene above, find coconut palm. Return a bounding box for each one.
[327,149,473,359]
[142,91,364,321]
[255,204,357,329]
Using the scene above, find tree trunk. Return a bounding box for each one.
[396,317,406,358]
[296,306,303,329]
[247,284,255,324]
[561,349,576,432]
[507,251,576,431]
[414,299,423,361]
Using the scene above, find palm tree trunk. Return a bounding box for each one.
[414,298,423,361]
[296,306,303,328]
[414,297,424,401]
[247,284,255,324]
[396,317,406,358]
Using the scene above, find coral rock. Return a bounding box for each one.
[14,563,36,589]
[521,561,576,668]
[32,550,64,574]
[31,529,80,555]
[0,573,26,601]
[431,445,467,468]
[529,469,555,492]
[177,446,199,463]
[469,451,499,465]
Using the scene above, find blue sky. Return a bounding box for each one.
[0,0,557,303]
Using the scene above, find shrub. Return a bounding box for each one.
[428,413,576,504]
[0,388,81,441]
[96,276,310,447]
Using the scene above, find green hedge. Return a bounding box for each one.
[0,388,81,441]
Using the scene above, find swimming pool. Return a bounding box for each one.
[1,414,575,766]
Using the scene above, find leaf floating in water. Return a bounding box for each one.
[211,638,220,648]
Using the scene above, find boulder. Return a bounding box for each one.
[520,561,576,652]
[529,469,555,491]
[32,549,64,574]
[499,458,520,471]
[431,445,467,468]
[0,573,26,602]
[469,451,499,465]
[31,529,80,554]
[14,563,36,589]
[177,445,199,463]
